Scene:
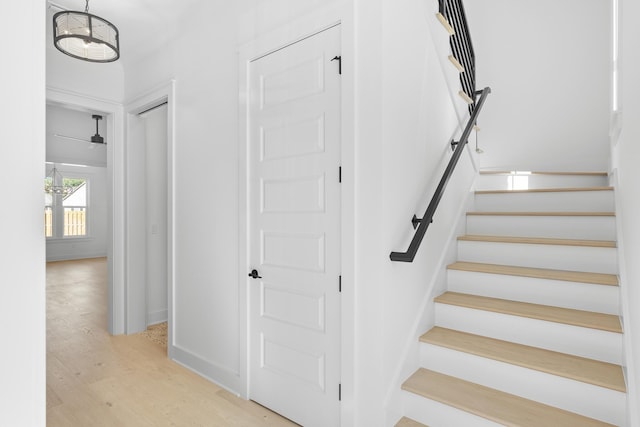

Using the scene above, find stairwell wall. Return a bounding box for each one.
[612,0,640,424]
[380,0,480,423]
[465,0,611,172]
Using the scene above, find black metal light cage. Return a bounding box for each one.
[53,10,120,63]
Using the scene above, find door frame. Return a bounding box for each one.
[237,6,356,425]
[124,81,176,343]
[46,81,176,338]
[46,86,126,335]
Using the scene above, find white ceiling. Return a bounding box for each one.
[48,0,209,61]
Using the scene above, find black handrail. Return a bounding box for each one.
[389,86,491,262]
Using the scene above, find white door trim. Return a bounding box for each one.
[238,8,355,427]
[124,81,176,345]
[46,86,126,335]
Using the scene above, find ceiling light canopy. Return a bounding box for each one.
[53,0,120,63]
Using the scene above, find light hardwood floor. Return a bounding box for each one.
[47,257,298,426]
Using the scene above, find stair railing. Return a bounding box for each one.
[439,0,477,113]
[389,0,490,262]
[389,87,490,262]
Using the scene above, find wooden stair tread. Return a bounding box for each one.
[402,369,616,427]
[467,211,615,216]
[448,55,465,72]
[435,12,455,35]
[434,292,622,333]
[458,90,474,104]
[421,327,626,392]
[448,261,618,286]
[476,186,613,194]
[395,416,428,427]
[458,234,616,248]
[479,171,608,177]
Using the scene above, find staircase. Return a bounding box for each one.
[397,171,627,427]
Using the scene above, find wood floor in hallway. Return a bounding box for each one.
[47,257,298,426]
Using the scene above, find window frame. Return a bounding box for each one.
[44,168,91,241]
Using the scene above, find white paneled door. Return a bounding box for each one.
[248,25,341,427]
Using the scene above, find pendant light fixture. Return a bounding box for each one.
[45,166,72,196]
[53,0,120,63]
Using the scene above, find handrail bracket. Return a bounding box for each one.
[411,215,434,230]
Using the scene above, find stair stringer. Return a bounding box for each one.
[611,169,640,427]
[385,184,477,426]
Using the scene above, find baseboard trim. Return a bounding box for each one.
[147,310,168,326]
[46,252,108,262]
[171,345,243,398]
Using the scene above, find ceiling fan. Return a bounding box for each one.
[54,114,106,145]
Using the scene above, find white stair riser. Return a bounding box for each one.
[419,344,626,426]
[447,270,620,315]
[466,215,617,240]
[476,174,609,191]
[474,191,614,213]
[435,303,623,364]
[457,241,618,274]
[403,390,502,427]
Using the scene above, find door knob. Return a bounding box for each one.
[248,269,262,279]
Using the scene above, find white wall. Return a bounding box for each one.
[0,0,46,425]
[353,1,384,422]
[465,0,611,172]
[124,0,248,391]
[143,105,169,325]
[236,0,340,43]
[613,0,640,424]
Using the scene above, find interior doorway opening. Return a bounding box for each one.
[124,81,175,350]
[127,102,170,333]
[46,87,126,335]
[46,82,175,338]
[45,104,109,262]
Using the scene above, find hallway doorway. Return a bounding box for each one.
[47,88,126,335]
[125,85,174,336]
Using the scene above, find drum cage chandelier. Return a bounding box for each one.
[53,0,120,63]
